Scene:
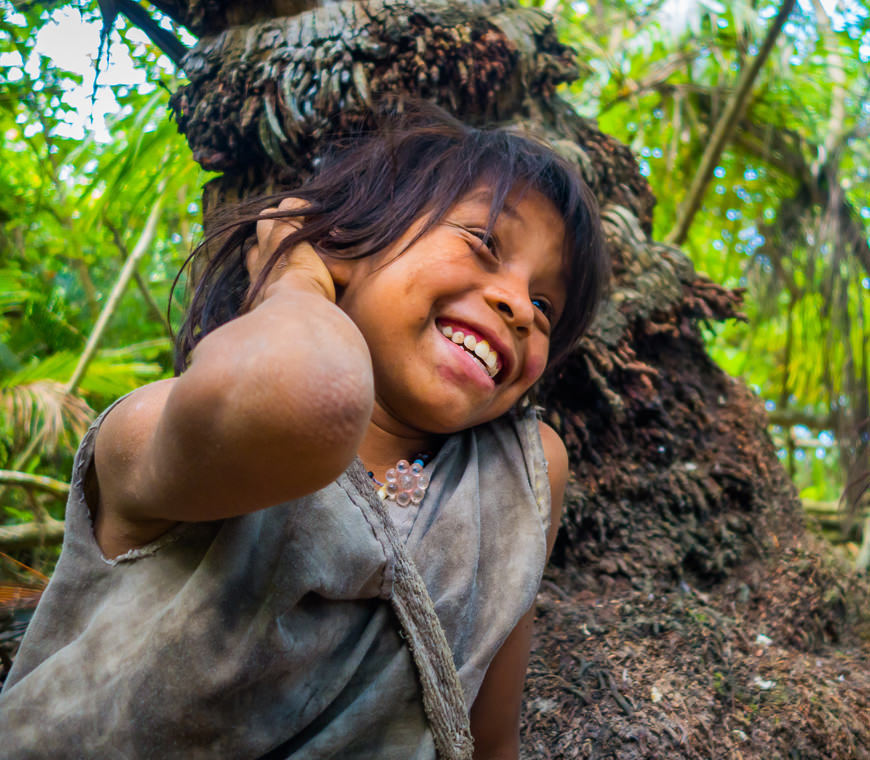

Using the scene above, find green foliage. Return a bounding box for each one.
[0,1,212,534]
[539,0,870,507]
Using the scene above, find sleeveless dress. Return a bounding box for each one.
[0,402,550,759]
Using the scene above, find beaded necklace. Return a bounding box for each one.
[368,453,432,506]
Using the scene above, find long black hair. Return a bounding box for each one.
[174,100,608,373]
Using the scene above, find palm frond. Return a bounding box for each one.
[1,380,94,457]
[0,582,44,613]
[0,269,34,314]
[0,552,47,615]
[2,348,166,397]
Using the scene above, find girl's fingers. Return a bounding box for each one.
[247,199,336,308]
[252,203,301,276]
[256,197,307,250]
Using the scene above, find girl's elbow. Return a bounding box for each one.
[323,370,374,458]
[301,355,374,476]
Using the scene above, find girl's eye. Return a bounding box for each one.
[468,230,498,259]
[532,297,554,320]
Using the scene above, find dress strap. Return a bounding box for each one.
[346,462,474,760]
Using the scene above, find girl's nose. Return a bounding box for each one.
[489,286,534,335]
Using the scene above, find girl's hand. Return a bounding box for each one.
[246,197,336,307]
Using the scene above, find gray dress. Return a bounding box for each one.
[0,403,550,759]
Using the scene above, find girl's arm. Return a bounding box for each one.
[468,421,569,759]
[93,211,374,555]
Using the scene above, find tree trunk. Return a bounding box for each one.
[115,0,870,754]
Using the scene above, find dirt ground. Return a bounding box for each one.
[521,545,870,759]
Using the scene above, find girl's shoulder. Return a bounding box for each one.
[535,418,569,552]
[91,380,181,557]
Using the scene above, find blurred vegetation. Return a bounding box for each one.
[543,0,870,548]
[0,0,209,566]
[0,0,868,565]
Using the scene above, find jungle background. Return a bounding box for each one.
[1,0,869,757]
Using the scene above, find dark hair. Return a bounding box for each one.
[174,100,608,373]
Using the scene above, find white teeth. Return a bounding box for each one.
[438,324,501,379]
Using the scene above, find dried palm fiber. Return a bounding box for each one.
[170,0,576,176]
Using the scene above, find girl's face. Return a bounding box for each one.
[331,187,567,438]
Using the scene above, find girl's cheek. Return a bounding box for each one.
[522,353,547,385]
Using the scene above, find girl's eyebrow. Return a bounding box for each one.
[461,189,520,220]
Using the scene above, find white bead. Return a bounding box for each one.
[396,460,410,473]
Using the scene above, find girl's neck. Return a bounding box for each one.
[358,415,441,481]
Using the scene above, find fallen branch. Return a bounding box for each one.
[766,410,833,430]
[772,436,833,450]
[0,469,70,498]
[0,518,65,549]
[802,499,843,515]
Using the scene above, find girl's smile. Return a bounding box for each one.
[329,187,567,446]
[432,319,502,392]
[435,320,504,381]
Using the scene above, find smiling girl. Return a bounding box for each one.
[0,101,607,759]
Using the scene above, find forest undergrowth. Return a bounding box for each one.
[522,547,870,760]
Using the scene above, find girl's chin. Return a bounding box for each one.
[409,393,513,434]
[372,357,519,433]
